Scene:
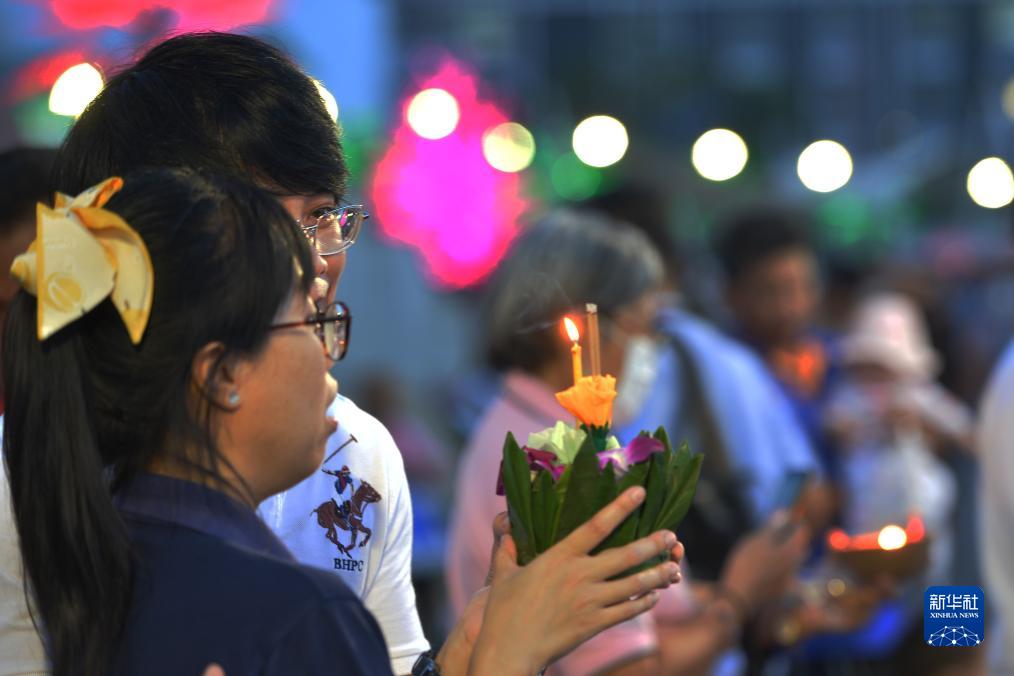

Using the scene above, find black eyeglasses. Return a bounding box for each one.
[299,205,368,256]
[270,301,351,361]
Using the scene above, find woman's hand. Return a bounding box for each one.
[437,587,491,676]
[465,486,683,675]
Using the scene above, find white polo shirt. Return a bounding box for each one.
[0,420,48,675]
[259,395,429,674]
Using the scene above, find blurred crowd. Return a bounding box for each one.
[352,188,1001,675]
[1,25,1010,676]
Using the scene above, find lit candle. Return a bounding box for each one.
[563,316,582,384]
[586,303,601,376]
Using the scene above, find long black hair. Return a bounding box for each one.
[2,168,314,676]
[54,32,346,199]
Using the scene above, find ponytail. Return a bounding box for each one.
[3,295,133,676]
[1,167,315,674]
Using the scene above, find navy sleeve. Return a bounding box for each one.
[262,598,394,675]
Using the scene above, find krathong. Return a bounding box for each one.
[498,312,702,571]
[826,514,930,580]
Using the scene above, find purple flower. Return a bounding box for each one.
[597,436,664,474]
[496,447,565,496]
[526,447,566,481]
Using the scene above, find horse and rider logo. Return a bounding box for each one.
[311,465,381,559]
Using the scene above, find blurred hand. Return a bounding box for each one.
[797,481,837,532]
[202,664,225,676]
[467,487,683,675]
[720,511,810,614]
[806,574,895,634]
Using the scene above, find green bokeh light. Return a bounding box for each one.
[551,151,602,201]
[12,94,73,147]
[818,193,871,247]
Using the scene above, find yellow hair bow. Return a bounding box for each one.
[10,177,153,344]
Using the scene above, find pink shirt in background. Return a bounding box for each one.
[446,370,694,675]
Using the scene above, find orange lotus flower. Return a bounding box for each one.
[555,375,617,428]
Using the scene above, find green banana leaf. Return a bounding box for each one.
[501,426,702,567]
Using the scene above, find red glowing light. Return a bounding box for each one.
[906,514,925,543]
[828,530,850,551]
[852,532,879,550]
[47,0,273,31]
[370,58,527,289]
[9,50,88,103]
[827,514,926,552]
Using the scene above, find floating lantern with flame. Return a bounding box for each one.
[828,514,929,579]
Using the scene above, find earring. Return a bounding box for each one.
[227,392,241,406]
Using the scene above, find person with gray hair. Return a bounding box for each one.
[447,208,810,676]
[484,208,664,384]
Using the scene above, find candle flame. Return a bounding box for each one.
[563,316,580,343]
[827,514,924,552]
[877,524,908,551]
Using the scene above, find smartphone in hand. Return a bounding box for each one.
[771,471,812,543]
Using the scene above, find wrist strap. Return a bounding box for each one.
[412,650,440,676]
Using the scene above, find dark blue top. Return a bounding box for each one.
[110,474,392,675]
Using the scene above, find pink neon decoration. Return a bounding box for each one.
[47,0,273,31]
[370,58,527,289]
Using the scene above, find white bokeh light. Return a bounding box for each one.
[572,115,629,168]
[691,128,749,181]
[313,79,339,123]
[49,63,103,117]
[482,122,536,173]
[406,88,460,140]
[967,157,1014,209]
[797,140,853,193]
[877,525,907,551]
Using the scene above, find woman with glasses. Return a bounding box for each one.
[52,33,428,672]
[3,169,682,675]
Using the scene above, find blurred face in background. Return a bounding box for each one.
[602,290,663,425]
[727,247,820,350]
[601,292,660,376]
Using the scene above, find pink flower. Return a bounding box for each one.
[597,436,664,474]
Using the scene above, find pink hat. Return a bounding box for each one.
[841,292,939,379]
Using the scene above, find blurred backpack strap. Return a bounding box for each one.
[668,328,756,580]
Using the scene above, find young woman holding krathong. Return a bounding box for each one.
[3,170,682,675]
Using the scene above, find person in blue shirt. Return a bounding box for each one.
[2,168,683,676]
[713,206,843,481]
[618,303,823,523]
